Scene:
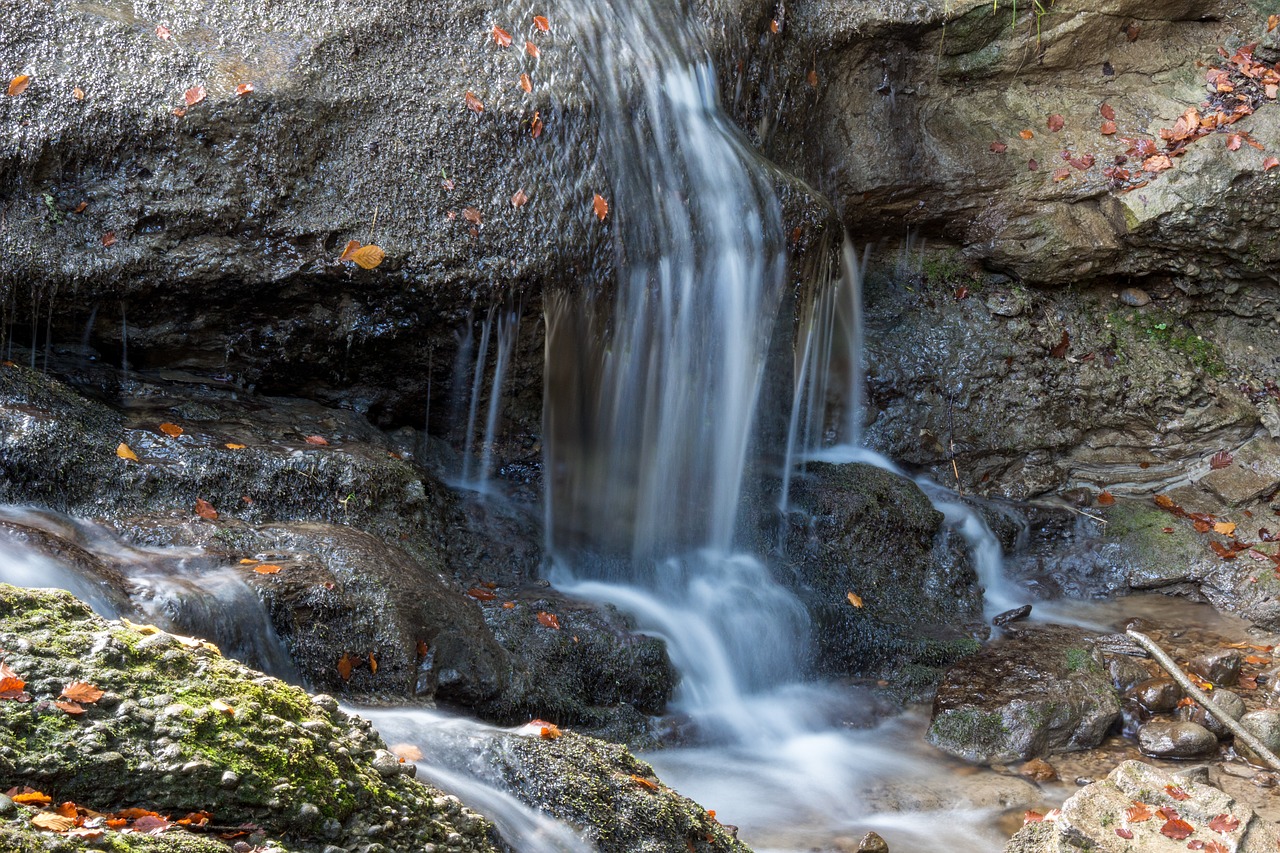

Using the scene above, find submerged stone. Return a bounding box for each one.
[1137,721,1217,758]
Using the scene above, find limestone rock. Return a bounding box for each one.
[1004,760,1280,853]
[1199,437,1280,505]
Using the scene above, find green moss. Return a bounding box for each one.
[1065,647,1095,673]
[1108,309,1225,376]
[929,708,1009,751]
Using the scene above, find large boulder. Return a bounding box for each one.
[929,625,1123,764]
[760,461,985,687]
[0,584,500,852]
[1005,761,1280,853]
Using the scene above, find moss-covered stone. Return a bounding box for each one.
[0,584,498,852]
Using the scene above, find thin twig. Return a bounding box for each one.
[1064,505,1108,525]
[1126,629,1280,772]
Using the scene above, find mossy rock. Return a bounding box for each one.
[0,584,498,852]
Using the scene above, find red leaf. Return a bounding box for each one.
[1161,818,1194,840]
[1204,841,1228,853]
[531,111,543,139]
[337,652,357,682]
[1264,156,1280,171]
[525,41,540,58]
[990,141,1008,154]
[184,85,205,106]
[194,498,218,521]
[55,700,85,715]
[1097,490,1116,506]
[132,815,171,834]
[1165,784,1190,801]
[1188,842,1205,851]
[533,15,550,32]
[1070,153,1096,170]
[1227,134,1244,151]
[1159,806,1181,821]
[464,91,484,113]
[304,435,329,446]
[511,189,529,208]
[592,193,608,221]
[1115,828,1134,839]
[102,231,117,247]
[467,588,496,601]
[1127,803,1154,822]
[1047,114,1065,132]
[1101,120,1117,135]
[1101,103,1116,121]
[61,682,104,704]
[1210,450,1233,469]
[1052,166,1071,181]
[1049,330,1070,358]
[1143,154,1174,173]
[519,73,532,93]
[462,208,482,225]
[1028,159,1039,171]
[1023,810,1044,823]
[1208,813,1240,833]
[536,611,561,629]
[235,82,254,97]
[1210,540,1239,559]
[492,25,513,47]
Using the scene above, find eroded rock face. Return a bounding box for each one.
[929,625,1122,764]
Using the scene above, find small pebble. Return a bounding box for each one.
[859,830,890,853]
[1117,287,1151,307]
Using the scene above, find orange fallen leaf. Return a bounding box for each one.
[525,41,540,58]
[1127,802,1154,822]
[338,239,362,261]
[159,422,183,437]
[493,25,513,47]
[31,812,74,832]
[101,231,117,247]
[1097,490,1116,506]
[369,653,378,674]
[537,611,561,629]
[116,808,159,820]
[210,698,235,715]
[512,188,529,207]
[54,700,85,715]
[1100,103,1116,121]
[72,87,84,101]
[304,435,329,446]
[1101,120,1117,135]
[593,193,608,221]
[235,82,254,97]
[519,73,532,93]
[465,91,484,113]
[502,601,515,609]
[1208,813,1240,833]
[630,774,659,791]
[61,682,104,704]
[155,25,171,39]
[175,812,211,827]
[116,443,139,462]
[533,15,550,31]
[194,498,218,520]
[8,75,30,96]
[1019,129,1034,140]
[531,111,543,138]
[539,722,562,739]
[770,18,780,33]
[806,68,818,87]
[172,107,186,117]
[463,207,482,225]
[253,564,281,575]
[1165,784,1190,801]
[1227,134,1244,151]
[13,791,51,805]
[1142,154,1174,173]
[225,442,246,450]
[1245,654,1271,665]
[467,588,496,601]
[337,652,357,681]
[1265,156,1280,171]
[55,803,77,818]
[1160,818,1193,840]
[184,85,205,106]
[351,245,385,269]
[1214,521,1236,535]
[846,591,864,608]
[1023,810,1044,823]
[105,818,127,828]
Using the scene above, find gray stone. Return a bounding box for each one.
[1199,437,1280,506]
[371,749,401,778]
[1189,648,1244,687]
[1137,721,1217,758]
[1238,709,1280,765]
[0,795,14,816]
[1177,689,1246,738]
[1117,287,1151,307]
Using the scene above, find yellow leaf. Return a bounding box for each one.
[116,443,139,462]
[13,791,51,805]
[338,239,361,261]
[253,563,282,574]
[351,245,385,270]
[31,812,74,832]
[1214,521,1237,535]
[225,442,246,450]
[8,75,30,96]
[846,591,864,608]
[158,422,183,437]
[209,698,235,715]
[120,618,161,636]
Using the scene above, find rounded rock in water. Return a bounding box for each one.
[1138,720,1217,758]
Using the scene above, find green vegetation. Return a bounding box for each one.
[1108,309,1226,376]
[929,708,1009,751]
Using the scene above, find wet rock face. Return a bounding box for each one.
[928,625,1122,764]
[765,0,1280,290]
[0,0,599,431]
[1005,760,1280,853]
[761,461,984,685]
[1137,720,1218,758]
